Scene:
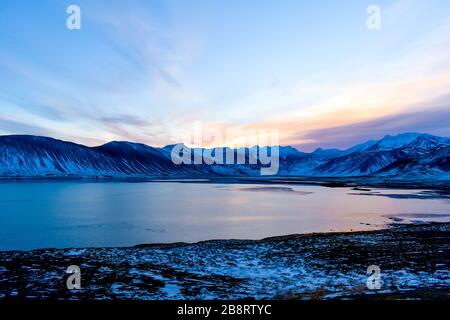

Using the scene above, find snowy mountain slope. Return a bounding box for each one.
[0,136,195,177]
[312,148,343,159]
[0,133,449,179]
[0,135,110,176]
[94,141,188,175]
[342,139,377,155]
[311,133,450,178]
[367,133,435,151]
[376,145,450,178]
[313,149,408,176]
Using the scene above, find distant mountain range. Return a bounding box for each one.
[0,133,449,180]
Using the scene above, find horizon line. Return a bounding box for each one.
[0,131,447,154]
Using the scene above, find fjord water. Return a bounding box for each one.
[0,181,449,251]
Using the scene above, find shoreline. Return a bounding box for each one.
[0,217,447,253]
[0,221,393,254]
[1,222,449,300]
[0,175,449,191]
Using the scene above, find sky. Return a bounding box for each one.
[0,0,450,151]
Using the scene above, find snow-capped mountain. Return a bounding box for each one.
[0,135,196,177]
[342,139,377,155]
[0,133,449,179]
[312,148,343,159]
[311,133,450,178]
[313,149,408,177]
[367,133,424,151]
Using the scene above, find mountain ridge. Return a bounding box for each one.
[0,133,449,179]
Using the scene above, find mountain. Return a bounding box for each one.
[312,148,344,159]
[313,148,408,176]
[279,146,304,157]
[0,133,449,180]
[342,139,377,155]
[376,144,450,178]
[367,133,424,151]
[0,135,196,177]
[311,133,450,178]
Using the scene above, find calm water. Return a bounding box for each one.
[0,181,449,250]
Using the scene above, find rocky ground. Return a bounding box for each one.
[0,223,449,300]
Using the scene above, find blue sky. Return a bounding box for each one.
[1,0,450,151]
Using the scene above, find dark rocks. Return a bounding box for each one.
[0,223,449,300]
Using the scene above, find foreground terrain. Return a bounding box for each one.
[0,223,449,300]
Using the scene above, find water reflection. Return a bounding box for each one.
[0,181,448,250]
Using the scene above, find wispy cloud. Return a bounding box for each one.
[294,105,450,151]
[0,0,449,149]
[0,118,51,137]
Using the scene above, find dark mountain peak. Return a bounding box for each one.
[312,148,343,157]
[100,140,156,151]
[96,140,169,162]
[381,132,424,139]
[279,145,303,156]
[163,143,186,150]
[343,139,377,155]
[0,134,91,153]
[368,132,433,152]
[405,134,450,149]
[0,134,75,145]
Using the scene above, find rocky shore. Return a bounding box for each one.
[0,223,449,300]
